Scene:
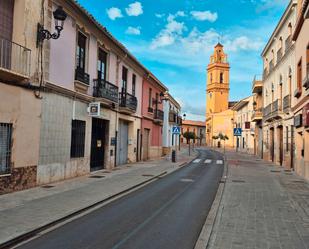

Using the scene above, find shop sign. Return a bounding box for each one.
[88,102,100,117]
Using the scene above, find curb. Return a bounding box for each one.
[0,171,168,249]
[194,150,228,249]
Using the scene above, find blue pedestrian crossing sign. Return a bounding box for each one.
[233,128,242,136]
[172,126,181,135]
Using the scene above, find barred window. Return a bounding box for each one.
[0,123,12,174]
[70,120,86,158]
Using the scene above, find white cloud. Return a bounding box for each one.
[155,13,165,18]
[126,26,141,35]
[190,11,218,22]
[226,36,263,51]
[151,12,187,49]
[125,2,143,16]
[106,7,123,20]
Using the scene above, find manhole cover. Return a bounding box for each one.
[270,170,281,173]
[232,180,246,183]
[89,175,105,179]
[41,185,54,189]
[180,178,194,182]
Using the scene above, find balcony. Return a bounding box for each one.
[269,60,274,73]
[285,35,292,53]
[75,67,90,85]
[0,36,31,83]
[264,100,283,122]
[303,64,309,89]
[177,116,183,125]
[252,108,263,122]
[93,79,119,103]
[119,91,137,114]
[252,75,263,94]
[169,111,177,123]
[283,95,291,113]
[154,109,164,124]
[277,48,283,62]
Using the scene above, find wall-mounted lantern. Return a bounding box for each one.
[37,6,67,46]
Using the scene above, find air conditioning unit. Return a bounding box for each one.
[88,102,100,117]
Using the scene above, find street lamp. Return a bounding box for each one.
[37,6,67,46]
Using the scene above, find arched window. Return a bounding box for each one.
[288,23,292,37]
[279,74,283,85]
[210,73,213,83]
[279,37,283,48]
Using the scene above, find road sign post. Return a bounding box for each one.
[172,126,181,162]
[233,128,242,152]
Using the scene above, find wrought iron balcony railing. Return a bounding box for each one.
[0,36,31,77]
[93,79,119,103]
[285,35,292,53]
[263,104,272,117]
[277,48,283,62]
[154,109,164,121]
[283,95,291,112]
[75,67,90,85]
[119,91,137,111]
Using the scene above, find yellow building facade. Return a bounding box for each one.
[206,44,236,147]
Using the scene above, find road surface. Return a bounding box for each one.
[18,148,224,249]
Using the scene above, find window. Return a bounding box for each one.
[288,23,292,37]
[209,93,212,98]
[122,66,128,92]
[220,72,224,83]
[286,126,289,152]
[76,32,87,71]
[0,123,12,174]
[307,44,309,76]
[210,73,213,83]
[132,74,136,96]
[70,120,86,158]
[148,88,152,107]
[0,0,14,41]
[297,59,302,92]
[98,48,107,80]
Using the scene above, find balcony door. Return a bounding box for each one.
[98,48,107,81]
[0,0,14,70]
[76,32,87,73]
[122,66,128,93]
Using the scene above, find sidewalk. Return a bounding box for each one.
[208,150,309,249]
[0,148,197,247]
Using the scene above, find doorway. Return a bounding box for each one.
[270,128,275,162]
[90,118,107,171]
[143,129,150,161]
[117,120,129,165]
[278,126,283,166]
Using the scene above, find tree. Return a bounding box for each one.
[183,131,196,155]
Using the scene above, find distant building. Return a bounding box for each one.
[205,43,235,147]
[181,120,206,146]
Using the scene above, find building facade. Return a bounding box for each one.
[162,93,182,155]
[0,0,43,194]
[261,0,297,168]
[141,74,167,160]
[205,43,235,148]
[0,0,177,194]
[292,0,309,180]
[232,96,256,154]
[181,120,206,146]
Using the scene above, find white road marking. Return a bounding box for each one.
[180,178,194,182]
[193,159,201,163]
[204,159,212,164]
[216,160,224,165]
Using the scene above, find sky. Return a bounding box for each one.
[77,0,289,121]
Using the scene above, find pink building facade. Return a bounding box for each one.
[141,76,168,160]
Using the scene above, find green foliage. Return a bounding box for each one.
[183,131,196,142]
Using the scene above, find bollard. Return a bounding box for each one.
[172,150,176,163]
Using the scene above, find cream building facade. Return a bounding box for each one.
[232,96,256,154]
[261,0,297,168]
[292,0,309,180]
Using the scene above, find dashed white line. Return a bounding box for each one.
[204,159,212,164]
[216,160,224,165]
[193,159,201,163]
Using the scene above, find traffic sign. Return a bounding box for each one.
[233,128,242,136]
[172,126,181,135]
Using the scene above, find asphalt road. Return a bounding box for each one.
[17,148,224,249]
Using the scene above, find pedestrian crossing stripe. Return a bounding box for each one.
[204,159,212,164]
[216,160,224,165]
[193,159,201,163]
